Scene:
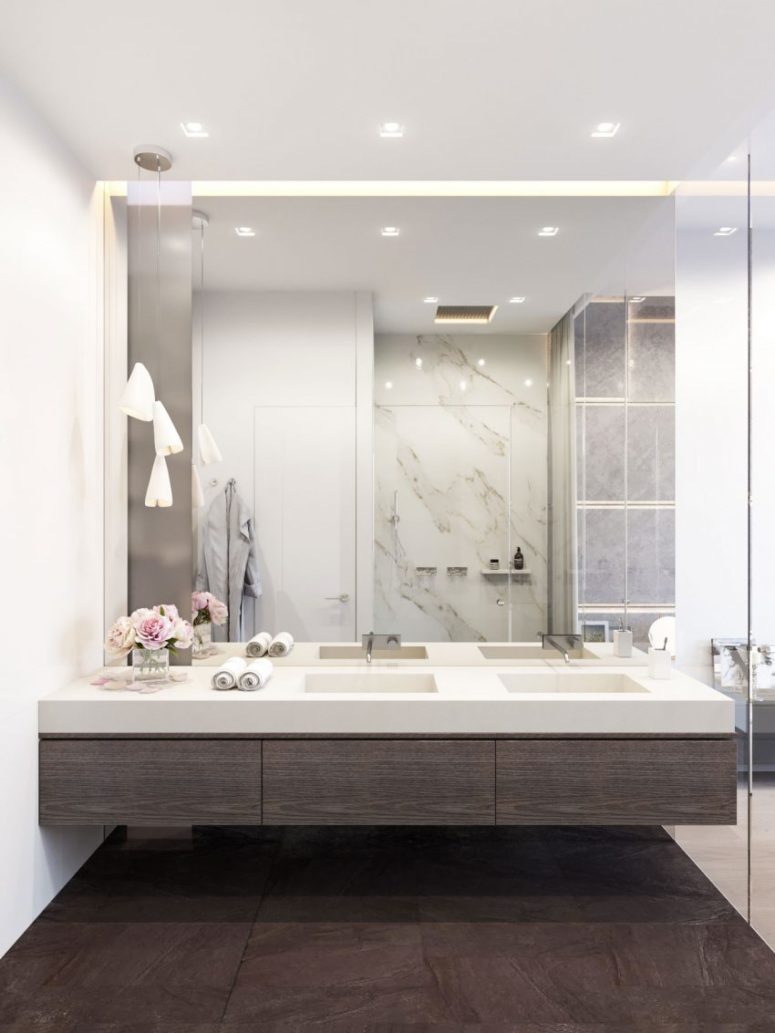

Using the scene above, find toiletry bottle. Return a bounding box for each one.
[513,548,524,570]
[613,618,633,658]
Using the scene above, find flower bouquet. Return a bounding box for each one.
[105,604,194,681]
[191,591,228,657]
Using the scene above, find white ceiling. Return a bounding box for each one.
[2,0,775,181]
[193,195,675,333]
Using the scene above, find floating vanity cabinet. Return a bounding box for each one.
[495,738,737,825]
[39,739,262,825]
[262,739,495,825]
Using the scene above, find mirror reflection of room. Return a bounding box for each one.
[190,195,675,649]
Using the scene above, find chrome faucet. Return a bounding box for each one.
[361,631,402,664]
[539,632,583,664]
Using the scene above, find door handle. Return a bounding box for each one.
[325,593,350,603]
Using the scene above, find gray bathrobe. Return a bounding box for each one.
[197,479,261,641]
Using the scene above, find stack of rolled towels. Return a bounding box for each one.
[211,655,274,692]
[246,631,294,658]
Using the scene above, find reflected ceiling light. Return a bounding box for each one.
[152,400,184,456]
[477,358,486,367]
[714,226,738,236]
[459,380,467,392]
[415,357,423,369]
[423,296,438,304]
[145,455,173,508]
[629,296,646,303]
[385,381,393,390]
[538,226,559,237]
[181,121,209,138]
[381,226,400,237]
[235,226,256,237]
[119,362,155,421]
[509,296,526,304]
[591,121,621,138]
[524,379,534,387]
[379,122,404,138]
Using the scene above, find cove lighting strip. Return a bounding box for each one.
[190,180,679,198]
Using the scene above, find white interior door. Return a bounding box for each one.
[253,406,356,641]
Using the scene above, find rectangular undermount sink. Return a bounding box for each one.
[499,672,647,694]
[479,645,598,660]
[304,672,438,694]
[318,645,429,661]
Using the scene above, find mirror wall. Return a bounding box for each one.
[189,193,675,646]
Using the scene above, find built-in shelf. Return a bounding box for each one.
[480,568,531,578]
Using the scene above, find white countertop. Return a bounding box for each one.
[39,660,734,737]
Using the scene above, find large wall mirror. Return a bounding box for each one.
[186,191,675,647]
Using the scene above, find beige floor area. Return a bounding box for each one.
[673,775,775,950]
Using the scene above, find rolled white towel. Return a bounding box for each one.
[268,632,294,657]
[237,658,274,691]
[246,631,272,658]
[211,656,247,691]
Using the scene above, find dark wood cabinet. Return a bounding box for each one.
[263,739,495,825]
[495,738,737,825]
[39,739,262,825]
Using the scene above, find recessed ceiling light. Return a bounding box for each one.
[415,357,423,369]
[459,380,467,392]
[423,296,438,304]
[714,226,738,236]
[591,122,620,138]
[235,226,256,237]
[379,122,404,138]
[181,121,209,138]
[538,226,559,237]
[524,379,534,387]
[478,358,486,367]
[509,296,526,304]
[385,381,393,390]
[629,296,646,303]
[381,226,400,237]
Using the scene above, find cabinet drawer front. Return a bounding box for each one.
[263,740,494,825]
[496,739,736,825]
[40,739,261,825]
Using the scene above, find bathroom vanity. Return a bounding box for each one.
[38,645,736,829]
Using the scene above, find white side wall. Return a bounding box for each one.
[0,77,105,957]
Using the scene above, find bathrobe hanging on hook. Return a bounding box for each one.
[196,478,261,640]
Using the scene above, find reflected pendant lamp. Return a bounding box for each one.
[198,423,223,465]
[145,454,173,508]
[192,464,205,508]
[153,400,183,456]
[119,362,155,421]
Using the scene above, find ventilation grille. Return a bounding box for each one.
[434,305,497,324]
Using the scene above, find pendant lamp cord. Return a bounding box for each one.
[156,160,162,398]
[200,218,206,425]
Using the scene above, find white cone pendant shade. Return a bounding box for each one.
[119,362,155,421]
[144,454,173,508]
[152,400,184,456]
[198,423,223,465]
[192,464,205,508]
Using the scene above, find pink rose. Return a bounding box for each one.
[154,603,179,621]
[135,614,174,651]
[105,615,136,658]
[208,597,228,626]
[172,618,193,651]
[192,591,209,614]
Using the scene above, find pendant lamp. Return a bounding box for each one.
[198,423,223,465]
[192,464,205,508]
[119,362,155,421]
[145,454,173,508]
[152,400,183,455]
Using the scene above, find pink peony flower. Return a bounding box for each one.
[208,596,228,626]
[105,615,136,658]
[130,607,154,627]
[172,618,194,651]
[153,603,179,621]
[135,613,174,651]
[192,591,209,614]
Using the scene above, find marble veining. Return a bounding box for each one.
[375,334,548,642]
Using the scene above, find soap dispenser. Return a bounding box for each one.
[513,547,524,571]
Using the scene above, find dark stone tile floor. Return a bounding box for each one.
[1,825,774,1031]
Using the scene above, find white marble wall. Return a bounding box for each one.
[374,334,548,641]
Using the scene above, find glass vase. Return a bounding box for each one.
[132,647,170,682]
[192,621,213,658]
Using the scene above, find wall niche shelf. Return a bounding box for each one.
[480,568,531,578]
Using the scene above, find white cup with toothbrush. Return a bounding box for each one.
[648,636,672,679]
